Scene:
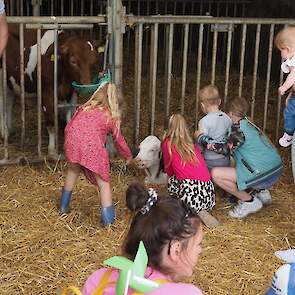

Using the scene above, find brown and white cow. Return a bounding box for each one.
[3,24,104,156]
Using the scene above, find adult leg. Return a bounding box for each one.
[94,174,115,225]
[60,162,81,213]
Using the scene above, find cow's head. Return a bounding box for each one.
[135,135,162,169]
[59,37,104,85]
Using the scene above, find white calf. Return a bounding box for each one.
[135,135,167,184]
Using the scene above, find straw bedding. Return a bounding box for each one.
[0,153,294,295]
[0,66,294,294]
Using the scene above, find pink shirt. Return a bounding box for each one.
[162,138,211,182]
[82,267,203,295]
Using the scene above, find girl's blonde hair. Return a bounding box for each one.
[275,26,295,50]
[199,85,220,106]
[163,113,197,165]
[82,83,121,122]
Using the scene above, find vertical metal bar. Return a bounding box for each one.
[134,24,143,145]
[263,24,274,132]
[211,25,218,84]
[251,24,261,119]
[81,0,84,16]
[61,0,64,16]
[181,24,189,115]
[234,2,237,17]
[137,0,141,15]
[2,50,8,159]
[195,24,204,126]
[20,0,24,16]
[54,30,58,154]
[90,0,93,16]
[37,28,42,157]
[71,0,74,16]
[224,23,233,104]
[19,24,25,154]
[165,23,174,119]
[51,0,54,16]
[276,67,284,141]
[238,24,247,97]
[155,0,159,14]
[150,23,158,135]
[189,2,195,54]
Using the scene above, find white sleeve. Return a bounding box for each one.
[281,61,290,73]
[282,55,295,73]
[0,0,5,15]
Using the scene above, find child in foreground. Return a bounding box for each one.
[60,82,132,225]
[82,182,204,295]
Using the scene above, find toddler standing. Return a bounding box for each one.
[60,81,132,225]
[275,26,295,147]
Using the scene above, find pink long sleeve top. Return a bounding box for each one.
[162,138,211,182]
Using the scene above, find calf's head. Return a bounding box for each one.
[59,37,104,85]
[135,136,162,169]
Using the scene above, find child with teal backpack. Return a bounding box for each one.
[211,97,283,219]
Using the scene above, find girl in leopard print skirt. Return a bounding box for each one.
[162,114,216,214]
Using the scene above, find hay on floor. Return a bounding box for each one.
[0,156,294,295]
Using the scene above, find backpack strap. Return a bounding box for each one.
[91,269,116,295]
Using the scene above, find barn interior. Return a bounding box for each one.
[1,1,295,295]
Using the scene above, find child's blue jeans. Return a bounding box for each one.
[284,92,295,135]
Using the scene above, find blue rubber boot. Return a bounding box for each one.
[101,205,115,225]
[59,189,72,214]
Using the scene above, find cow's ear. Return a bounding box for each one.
[59,43,70,56]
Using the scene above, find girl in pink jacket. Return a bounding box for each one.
[162,113,216,213]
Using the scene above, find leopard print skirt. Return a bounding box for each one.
[168,175,216,213]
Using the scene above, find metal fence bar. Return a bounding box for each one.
[134,24,143,144]
[276,68,284,141]
[251,24,261,119]
[1,50,8,160]
[19,23,25,154]
[165,23,174,118]
[37,28,42,157]
[263,24,274,132]
[54,29,58,155]
[238,23,247,97]
[211,25,218,84]
[195,23,204,126]
[149,23,158,135]
[180,23,189,115]
[224,23,233,104]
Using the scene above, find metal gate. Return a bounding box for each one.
[1,1,295,165]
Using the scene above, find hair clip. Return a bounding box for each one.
[140,188,158,215]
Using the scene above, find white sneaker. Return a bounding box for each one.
[279,132,293,147]
[228,196,263,219]
[257,189,272,205]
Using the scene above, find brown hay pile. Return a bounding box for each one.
[1,155,294,295]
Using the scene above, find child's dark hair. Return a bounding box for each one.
[124,182,201,270]
[226,96,249,117]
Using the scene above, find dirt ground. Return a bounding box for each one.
[0,150,294,295]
